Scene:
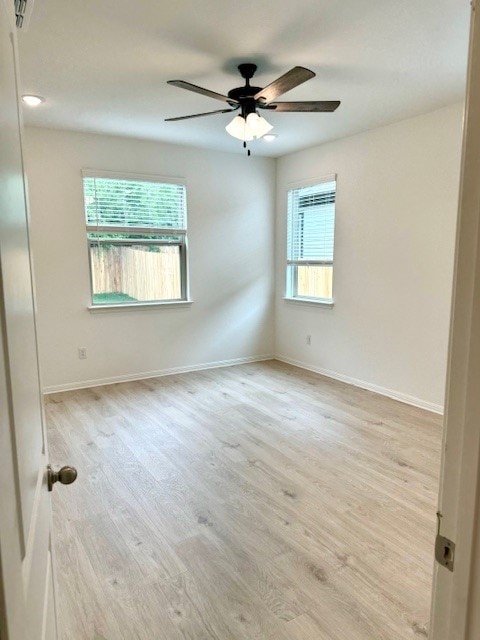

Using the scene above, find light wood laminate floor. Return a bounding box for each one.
[45,360,442,640]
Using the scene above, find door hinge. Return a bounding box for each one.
[435,511,455,572]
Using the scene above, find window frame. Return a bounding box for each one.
[284,174,337,306]
[82,170,190,309]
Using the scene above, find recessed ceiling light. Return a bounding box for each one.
[21,95,45,107]
[263,134,278,142]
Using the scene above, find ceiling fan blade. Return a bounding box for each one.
[266,100,341,112]
[253,66,315,103]
[165,108,237,122]
[167,80,238,105]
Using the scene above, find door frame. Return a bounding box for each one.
[429,1,480,638]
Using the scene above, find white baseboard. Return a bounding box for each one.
[274,355,444,415]
[43,352,444,415]
[43,354,274,394]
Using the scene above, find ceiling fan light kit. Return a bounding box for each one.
[225,111,273,142]
[166,62,340,155]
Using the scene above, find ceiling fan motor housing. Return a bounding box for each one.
[227,63,263,115]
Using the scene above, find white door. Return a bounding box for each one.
[0,0,61,637]
[429,1,480,639]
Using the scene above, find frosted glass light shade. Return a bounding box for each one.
[246,112,273,138]
[225,115,254,141]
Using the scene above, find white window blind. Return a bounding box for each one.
[287,180,336,264]
[286,178,336,302]
[83,176,186,232]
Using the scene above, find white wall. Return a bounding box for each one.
[275,103,464,412]
[26,105,463,409]
[24,128,275,391]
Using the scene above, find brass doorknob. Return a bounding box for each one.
[47,464,78,492]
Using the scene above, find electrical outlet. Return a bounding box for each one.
[78,348,87,360]
[306,335,312,345]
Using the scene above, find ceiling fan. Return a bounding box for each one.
[165,63,340,154]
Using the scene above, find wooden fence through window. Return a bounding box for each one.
[297,265,333,299]
[90,245,181,300]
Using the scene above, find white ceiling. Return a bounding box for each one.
[18,0,470,157]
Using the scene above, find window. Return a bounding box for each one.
[83,172,188,307]
[286,176,336,303]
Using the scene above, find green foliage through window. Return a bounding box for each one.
[83,176,186,229]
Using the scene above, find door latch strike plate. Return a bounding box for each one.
[435,534,455,572]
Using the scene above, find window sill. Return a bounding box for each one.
[88,300,193,313]
[283,296,334,308]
